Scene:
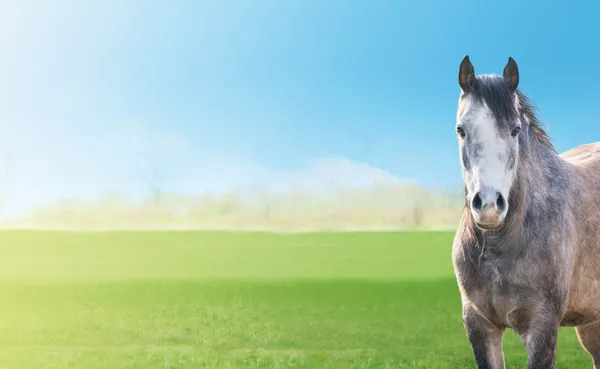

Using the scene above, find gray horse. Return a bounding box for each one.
[452,55,600,368]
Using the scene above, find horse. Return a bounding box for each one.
[452,55,600,368]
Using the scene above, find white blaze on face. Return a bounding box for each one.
[457,96,518,208]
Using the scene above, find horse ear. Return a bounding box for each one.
[458,55,475,93]
[503,57,519,91]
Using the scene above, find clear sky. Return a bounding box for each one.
[0,0,600,216]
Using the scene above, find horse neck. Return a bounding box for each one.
[507,125,565,230]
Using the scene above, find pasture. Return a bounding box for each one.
[0,230,591,368]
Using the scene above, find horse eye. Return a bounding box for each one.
[456,126,465,138]
[511,126,521,137]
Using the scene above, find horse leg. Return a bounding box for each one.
[576,322,600,368]
[463,304,506,369]
[515,318,559,369]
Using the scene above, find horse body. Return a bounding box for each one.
[452,56,600,368]
[561,143,600,325]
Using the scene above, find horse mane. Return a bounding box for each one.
[471,74,555,153]
[515,90,555,152]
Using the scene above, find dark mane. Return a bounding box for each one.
[470,74,555,152]
[515,90,555,152]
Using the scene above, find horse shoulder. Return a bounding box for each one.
[452,213,476,275]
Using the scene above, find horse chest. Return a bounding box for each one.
[458,256,524,324]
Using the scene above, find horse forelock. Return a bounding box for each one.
[467,74,555,154]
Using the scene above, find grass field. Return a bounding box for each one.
[0,230,592,368]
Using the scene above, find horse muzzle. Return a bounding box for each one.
[470,188,507,229]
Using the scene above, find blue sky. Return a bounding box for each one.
[1,0,600,216]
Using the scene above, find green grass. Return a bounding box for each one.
[0,230,592,368]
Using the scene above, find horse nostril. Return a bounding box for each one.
[496,192,505,212]
[472,192,483,211]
